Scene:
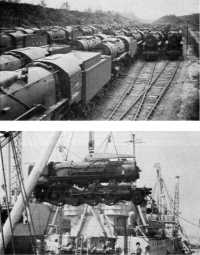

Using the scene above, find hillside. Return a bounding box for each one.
[154,13,199,28]
[0,2,133,28]
[153,15,182,25]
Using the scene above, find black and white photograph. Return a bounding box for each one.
[0,131,200,254]
[0,0,200,254]
[0,0,199,120]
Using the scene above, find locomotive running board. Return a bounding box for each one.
[15,98,69,120]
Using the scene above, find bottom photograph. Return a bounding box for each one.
[0,131,199,255]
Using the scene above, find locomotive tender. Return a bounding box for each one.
[0,51,112,120]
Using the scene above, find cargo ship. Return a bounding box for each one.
[0,132,193,254]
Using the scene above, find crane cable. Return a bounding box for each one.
[111,133,119,156]
[96,132,112,153]
[66,132,74,161]
[0,144,16,254]
[103,132,112,153]
[10,136,37,255]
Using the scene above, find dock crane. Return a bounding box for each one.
[0,132,61,253]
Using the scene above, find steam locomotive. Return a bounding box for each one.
[73,35,139,73]
[165,31,183,59]
[40,154,140,186]
[0,51,112,120]
[0,25,84,53]
[0,44,71,71]
[0,29,48,53]
[142,31,164,60]
[34,154,143,206]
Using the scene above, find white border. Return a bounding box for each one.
[0,121,200,131]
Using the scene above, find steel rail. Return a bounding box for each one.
[145,61,181,120]
[133,61,169,120]
[107,62,146,120]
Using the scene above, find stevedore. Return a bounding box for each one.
[136,242,142,255]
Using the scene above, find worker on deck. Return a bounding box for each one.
[136,242,142,255]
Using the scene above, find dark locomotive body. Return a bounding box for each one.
[34,154,143,206]
[0,51,112,120]
[142,31,164,60]
[72,36,102,51]
[0,30,48,53]
[42,155,140,186]
[0,45,71,71]
[165,31,183,59]
[0,26,86,54]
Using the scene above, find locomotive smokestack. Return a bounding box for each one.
[88,131,95,157]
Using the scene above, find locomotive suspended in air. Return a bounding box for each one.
[34,153,143,206]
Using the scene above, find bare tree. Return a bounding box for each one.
[60,1,70,10]
[40,0,46,7]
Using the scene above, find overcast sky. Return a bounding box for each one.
[19,0,198,20]
[1,131,200,238]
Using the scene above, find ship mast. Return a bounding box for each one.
[173,176,180,224]
[88,131,95,157]
[11,133,22,203]
[131,133,136,164]
[153,163,173,218]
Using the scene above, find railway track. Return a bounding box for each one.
[106,61,157,120]
[106,61,181,120]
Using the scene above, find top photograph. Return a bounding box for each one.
[0,0,199,121]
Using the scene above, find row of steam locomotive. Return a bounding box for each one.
[0,24,183,59]
[0,25,98,53]
[0,27,183,72]
[0,26,184,120]
[0,31,142,120]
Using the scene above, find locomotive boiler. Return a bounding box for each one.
[72,36,102,51]
[0,51,111,120]
[97,36,138,73]
[40,153,141,185]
